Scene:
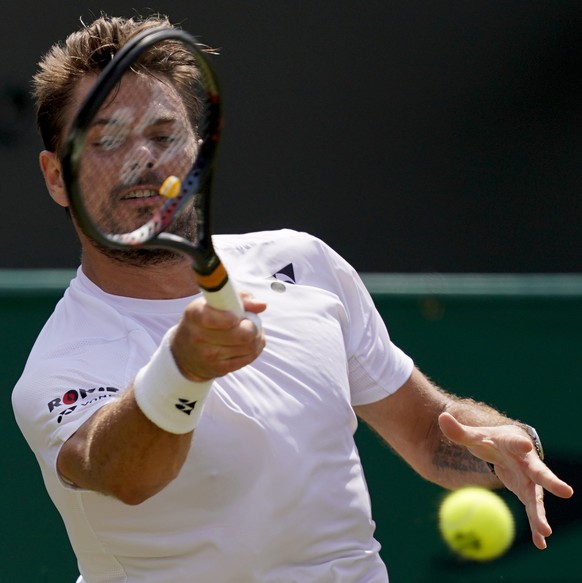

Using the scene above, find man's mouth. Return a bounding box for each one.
[121,189,160,200]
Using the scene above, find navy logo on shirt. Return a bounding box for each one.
[272,263,296,284]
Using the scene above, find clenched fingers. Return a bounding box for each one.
[171,296,266,380]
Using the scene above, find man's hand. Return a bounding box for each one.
[171,293,267,381]
[438,411,574,550]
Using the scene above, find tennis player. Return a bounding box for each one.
[12,14,573,583]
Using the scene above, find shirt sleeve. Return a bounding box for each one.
[311,237,414,406]
[11,333,148,478]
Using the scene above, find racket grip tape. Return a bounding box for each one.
[203,278,244,315]
[198,264,263,334]
[198,264,244,315]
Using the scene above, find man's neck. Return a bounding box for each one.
[80,246,200,299]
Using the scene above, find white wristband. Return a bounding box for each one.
[133,326,213,434]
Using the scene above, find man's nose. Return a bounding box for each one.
[121,143,157,183]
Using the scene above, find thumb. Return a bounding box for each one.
[438,413,467,443]
[241,292,267,314]
[438,411,481,445]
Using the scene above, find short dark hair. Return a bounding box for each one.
[33,14,207,154]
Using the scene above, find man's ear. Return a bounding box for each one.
[39,150,69,207]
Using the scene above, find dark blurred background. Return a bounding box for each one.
[2,1,582,273]
[3,4,582,581]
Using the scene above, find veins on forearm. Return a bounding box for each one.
[432,439,489,475]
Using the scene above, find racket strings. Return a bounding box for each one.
[77,67,204,243]
[65,29,223,271]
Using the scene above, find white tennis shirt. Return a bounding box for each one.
[13,230,414,583]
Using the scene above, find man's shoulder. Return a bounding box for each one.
[19,274,143,373]
[213,229,352,291]
[214,229,328,259]
[214,228,313,246]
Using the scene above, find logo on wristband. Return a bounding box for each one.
[175,398,198,415]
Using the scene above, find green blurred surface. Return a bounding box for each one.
[2,271,580,581]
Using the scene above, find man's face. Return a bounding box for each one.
[67,73,199,265]
[76,72,197,232]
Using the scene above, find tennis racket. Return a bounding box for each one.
[60,26,245,316]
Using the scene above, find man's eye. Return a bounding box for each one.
[93,136,124,150]
[153,135,178,145]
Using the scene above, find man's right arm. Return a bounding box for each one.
[57,294,266,504]
[57,387,193,504]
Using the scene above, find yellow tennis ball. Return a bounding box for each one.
[438,487,515,561]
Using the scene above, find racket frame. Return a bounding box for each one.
[61,27,243,313]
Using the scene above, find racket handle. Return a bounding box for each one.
[198,266,262,333]
[202,278,244,315]
[202,278,262,334]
